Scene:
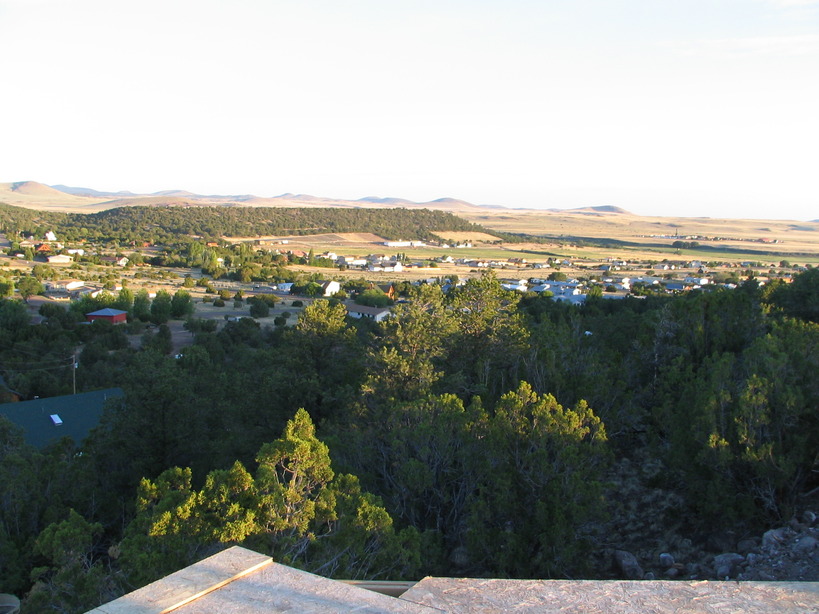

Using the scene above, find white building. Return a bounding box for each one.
[346,304,391,322]
[320,281,341,296]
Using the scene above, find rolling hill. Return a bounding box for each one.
[1,181,817,258]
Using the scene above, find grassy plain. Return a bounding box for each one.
[459,208,819,264]
[3,180,818,267]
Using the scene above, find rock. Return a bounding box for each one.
[614,550,644,580]
[707,531,736,553]
[794,536,817,553]
[714,552,745,566]
[716,564,733,579]
[789,517,804,531]
[713,553,745,578]
[803,511,817,527]
[762,527,788,550]
[644,572,655,580]
[746,552,761,566]
[737,538,758,555]
[449,546,469,569]
[664,567,680,578]
[658,552,675,568]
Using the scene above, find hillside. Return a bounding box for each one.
[0,181,494,214]
[2,180,818,258]
[0,181,110,211]
[567,205,633,215]
[0,202,497,245]
[10,181,67,197]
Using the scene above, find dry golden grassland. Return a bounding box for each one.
[461,209,819,264]
[3,181,818,266]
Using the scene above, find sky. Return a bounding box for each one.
[1,0,817,220]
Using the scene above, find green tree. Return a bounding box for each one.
[303,281,323,297]
[17,276,43,302]
[445,271,529,399]
[113,287,134,313]
[143,324,173,355]
[333,393,486,574]
[24,510,119,613]
[466,382,609,577]
[132,289,151,322]
[363,284,455,404]
[249,300,270,318]
[296,300,348,338]
[119,409,419,587]
[150,289,172,324]
[772,268,819,323]
[355,288,391,308]
[170,290,195,319]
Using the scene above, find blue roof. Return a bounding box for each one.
[0,388,123,449]
[87,308,128,317]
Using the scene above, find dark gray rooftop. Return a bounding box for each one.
[0,388,122,449]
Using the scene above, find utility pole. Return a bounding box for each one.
[72,351,77,395]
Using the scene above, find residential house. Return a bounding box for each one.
[0,388,123,449]
[46,254,73,264]
[553,294,587,305]
[86,308,128,324]
[337,256,368,268]
[368,261,403,273]
[663,281,691,292]
[376,284,396,301]
[320,281,341,297]
[501,279,528,292]
[46,279,85,292]
[683,276,710,286]
[346,304,391,323]
[101,256,129,267]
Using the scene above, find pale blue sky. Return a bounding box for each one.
[1,0,817,219]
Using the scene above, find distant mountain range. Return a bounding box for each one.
[50,184,139,198]
[0,180,635,217]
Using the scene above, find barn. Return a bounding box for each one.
[86,307,128,324]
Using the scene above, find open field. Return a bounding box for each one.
[4,181,819,267]
[461,208,819,259]
[429,231,502,243]
[223,233,389,249]
[231,231,819,268]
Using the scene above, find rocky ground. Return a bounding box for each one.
[595,457,819,582]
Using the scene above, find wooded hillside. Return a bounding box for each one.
[0,203,497,244]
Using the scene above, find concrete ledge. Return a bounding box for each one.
[176,562,439,613]
[400,578,819,613]
[340,580,417,598]
[87,547,272,614]
[86,546,819,614]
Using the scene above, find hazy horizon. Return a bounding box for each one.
[1,0,817,220]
